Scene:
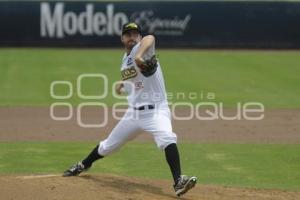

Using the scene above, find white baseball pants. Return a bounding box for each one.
[98,102,177,156]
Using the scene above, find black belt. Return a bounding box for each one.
[134,105,155,110]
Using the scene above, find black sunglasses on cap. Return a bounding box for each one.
[122,22,142,35]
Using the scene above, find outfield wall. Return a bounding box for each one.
[0,1,300,48]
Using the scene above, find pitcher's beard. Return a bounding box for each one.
[126,41,137,50]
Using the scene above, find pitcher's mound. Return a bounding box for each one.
[0,174,298,200]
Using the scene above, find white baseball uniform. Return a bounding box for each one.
[98,41,177,156]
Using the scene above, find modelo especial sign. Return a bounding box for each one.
[0,1,299,48]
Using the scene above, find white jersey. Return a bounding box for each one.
[121,42,167,107]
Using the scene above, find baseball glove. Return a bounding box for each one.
[137,55,158,77]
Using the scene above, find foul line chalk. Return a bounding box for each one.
[16,174,59,179]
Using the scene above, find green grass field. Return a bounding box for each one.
[0,142,299,191]
[0,48,299,192]
[0,48,299,107]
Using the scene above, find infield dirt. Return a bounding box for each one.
[0,174,299,200]
[0,107,299,200]
[0,107,299,143]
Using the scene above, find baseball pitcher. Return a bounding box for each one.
[63,22,197,197]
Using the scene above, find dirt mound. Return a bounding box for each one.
[0,174,298,200]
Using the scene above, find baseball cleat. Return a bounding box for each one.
[62,161,90,177]
[174,175,197,197]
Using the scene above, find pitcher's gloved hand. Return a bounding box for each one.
[135,55,158,77]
